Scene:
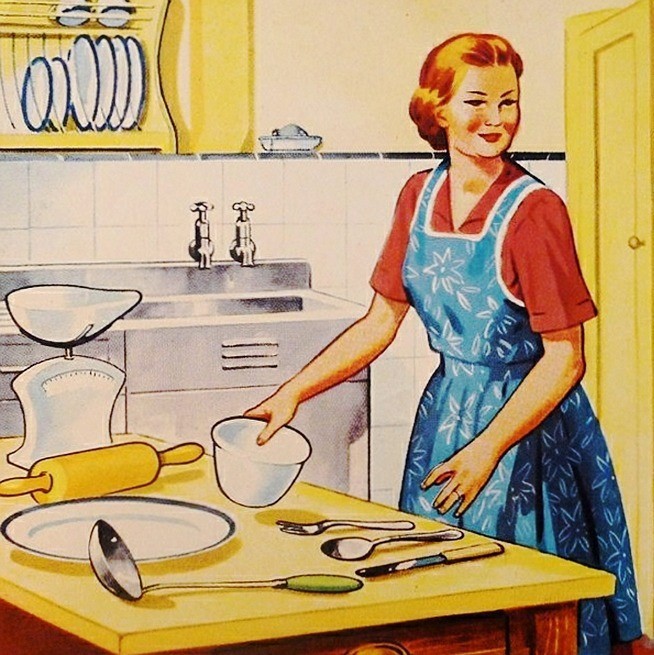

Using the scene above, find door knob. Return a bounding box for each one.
[628,235,645,250]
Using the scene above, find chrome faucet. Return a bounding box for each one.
[188,201,215,269]
[229,201,256,267]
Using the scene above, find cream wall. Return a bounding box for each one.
[255,0,632,152]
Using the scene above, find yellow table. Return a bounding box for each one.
[0,435,614,655]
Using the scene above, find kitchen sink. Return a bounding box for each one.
[0,259,370,499]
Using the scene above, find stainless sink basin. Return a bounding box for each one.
[125,295,304,320]
[0,260,363,329]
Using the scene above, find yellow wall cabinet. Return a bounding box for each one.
[0,0,253,154]
[566,0,654,634]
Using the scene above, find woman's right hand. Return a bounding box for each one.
[244,387,300,445]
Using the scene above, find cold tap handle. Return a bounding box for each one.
[230,201,256,266]
[232,201,255,212]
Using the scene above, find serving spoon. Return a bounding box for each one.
[320,527,464,561]
[88,519,362,601]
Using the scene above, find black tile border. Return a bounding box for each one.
[321,152,383,160]
[200,153,256,160]
[511,151,566,161]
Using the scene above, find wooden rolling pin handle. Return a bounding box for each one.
[157,443,204,467]
[442,541,505,563]
[0,471,52,497]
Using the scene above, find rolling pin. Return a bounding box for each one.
[0,441,204,504]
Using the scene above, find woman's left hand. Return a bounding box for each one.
[421,440,500,516]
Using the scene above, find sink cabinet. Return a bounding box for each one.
[124,320,370,499]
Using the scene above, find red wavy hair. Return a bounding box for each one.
[409,34,523,151]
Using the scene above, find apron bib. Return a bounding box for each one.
[399,160,641,653]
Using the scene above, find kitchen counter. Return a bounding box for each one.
[0,435,614,655]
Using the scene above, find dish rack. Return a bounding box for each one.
[0,0,175,151]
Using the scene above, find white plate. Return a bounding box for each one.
[94,36,117,131]
[55,0,93,27]
[49,56,71,131]
[258,135,322,152]
[98,0,133,28]
[108,36,130,130]
[1,496,236,562]
[123,36,145,130]
[21,57,53,132]
[68,35,100,131]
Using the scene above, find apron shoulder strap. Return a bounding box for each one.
[487,174,546,236]
[412,159,449,233]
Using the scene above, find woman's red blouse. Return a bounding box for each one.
[370,161,597,333]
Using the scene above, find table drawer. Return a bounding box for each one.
[189,613,508,655]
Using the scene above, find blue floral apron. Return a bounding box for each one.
[399,160,641,653]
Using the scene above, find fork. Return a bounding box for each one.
[276,518,416,535]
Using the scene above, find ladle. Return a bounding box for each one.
[320,527,464,561]
[88,520,362,600]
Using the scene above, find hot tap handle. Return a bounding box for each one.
[190,201,214,219]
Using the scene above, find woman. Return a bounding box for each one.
[246,33,642,654]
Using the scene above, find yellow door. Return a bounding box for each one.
[567,0,654,634]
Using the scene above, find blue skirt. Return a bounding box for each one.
[399,356,641,654]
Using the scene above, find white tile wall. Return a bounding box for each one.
[30,227,96,263]
[0,162,29,228]
[95,161,157,227]
[0,154,567,505]
[223,159,284,225]
[157,159,222,226]
[0,229,29,263]
[29,161,94,228]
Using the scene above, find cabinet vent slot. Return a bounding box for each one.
[221,339,279,370]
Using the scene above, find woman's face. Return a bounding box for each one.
[437,64,520,159]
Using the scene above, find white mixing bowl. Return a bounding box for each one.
[211,417,312,507]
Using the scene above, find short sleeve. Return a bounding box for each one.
[369,171,429,302]
[502,189,597,333]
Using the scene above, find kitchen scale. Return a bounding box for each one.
[4,285,141,470]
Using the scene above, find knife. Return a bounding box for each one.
[355,541,505,578]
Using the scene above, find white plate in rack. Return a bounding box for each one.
[1,496,237,562]
[54,0,93,27]
[68,34,100,131]
[108,35,130,130]
[123,36,145,130]
[94,35,117,131]
[49,56,71,131]
[97,0,134,28]
[21,56,53,133]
